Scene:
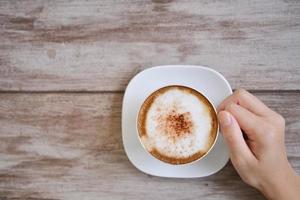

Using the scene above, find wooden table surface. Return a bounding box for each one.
[0,0,299,199]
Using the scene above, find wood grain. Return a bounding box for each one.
[0,92,299,200]
[0,0,300,91]
[1,0,299,199]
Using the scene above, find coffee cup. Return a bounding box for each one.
[137,85,219,165]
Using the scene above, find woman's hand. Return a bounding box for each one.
[218,89,300,200]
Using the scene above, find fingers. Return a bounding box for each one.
[218,111,256,162]
[225,103,263,142]
[218,89,272,117]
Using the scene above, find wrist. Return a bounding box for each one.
[259,164,299,200]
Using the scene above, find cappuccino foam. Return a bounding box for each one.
[137,86,218,164]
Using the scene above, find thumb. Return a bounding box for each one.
[218,111,255,162]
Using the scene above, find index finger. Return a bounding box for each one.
[218,89,272,117]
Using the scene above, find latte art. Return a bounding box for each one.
[137,86,218,165]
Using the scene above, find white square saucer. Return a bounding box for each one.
[122,65,232,178]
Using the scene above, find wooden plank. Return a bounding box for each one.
[0,0,299,91]
[0,92,299,200]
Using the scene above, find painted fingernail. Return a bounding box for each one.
[219,111,232,126]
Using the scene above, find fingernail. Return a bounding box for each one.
[219,111,232,126]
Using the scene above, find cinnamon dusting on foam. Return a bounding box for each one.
[155,106,194,140]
